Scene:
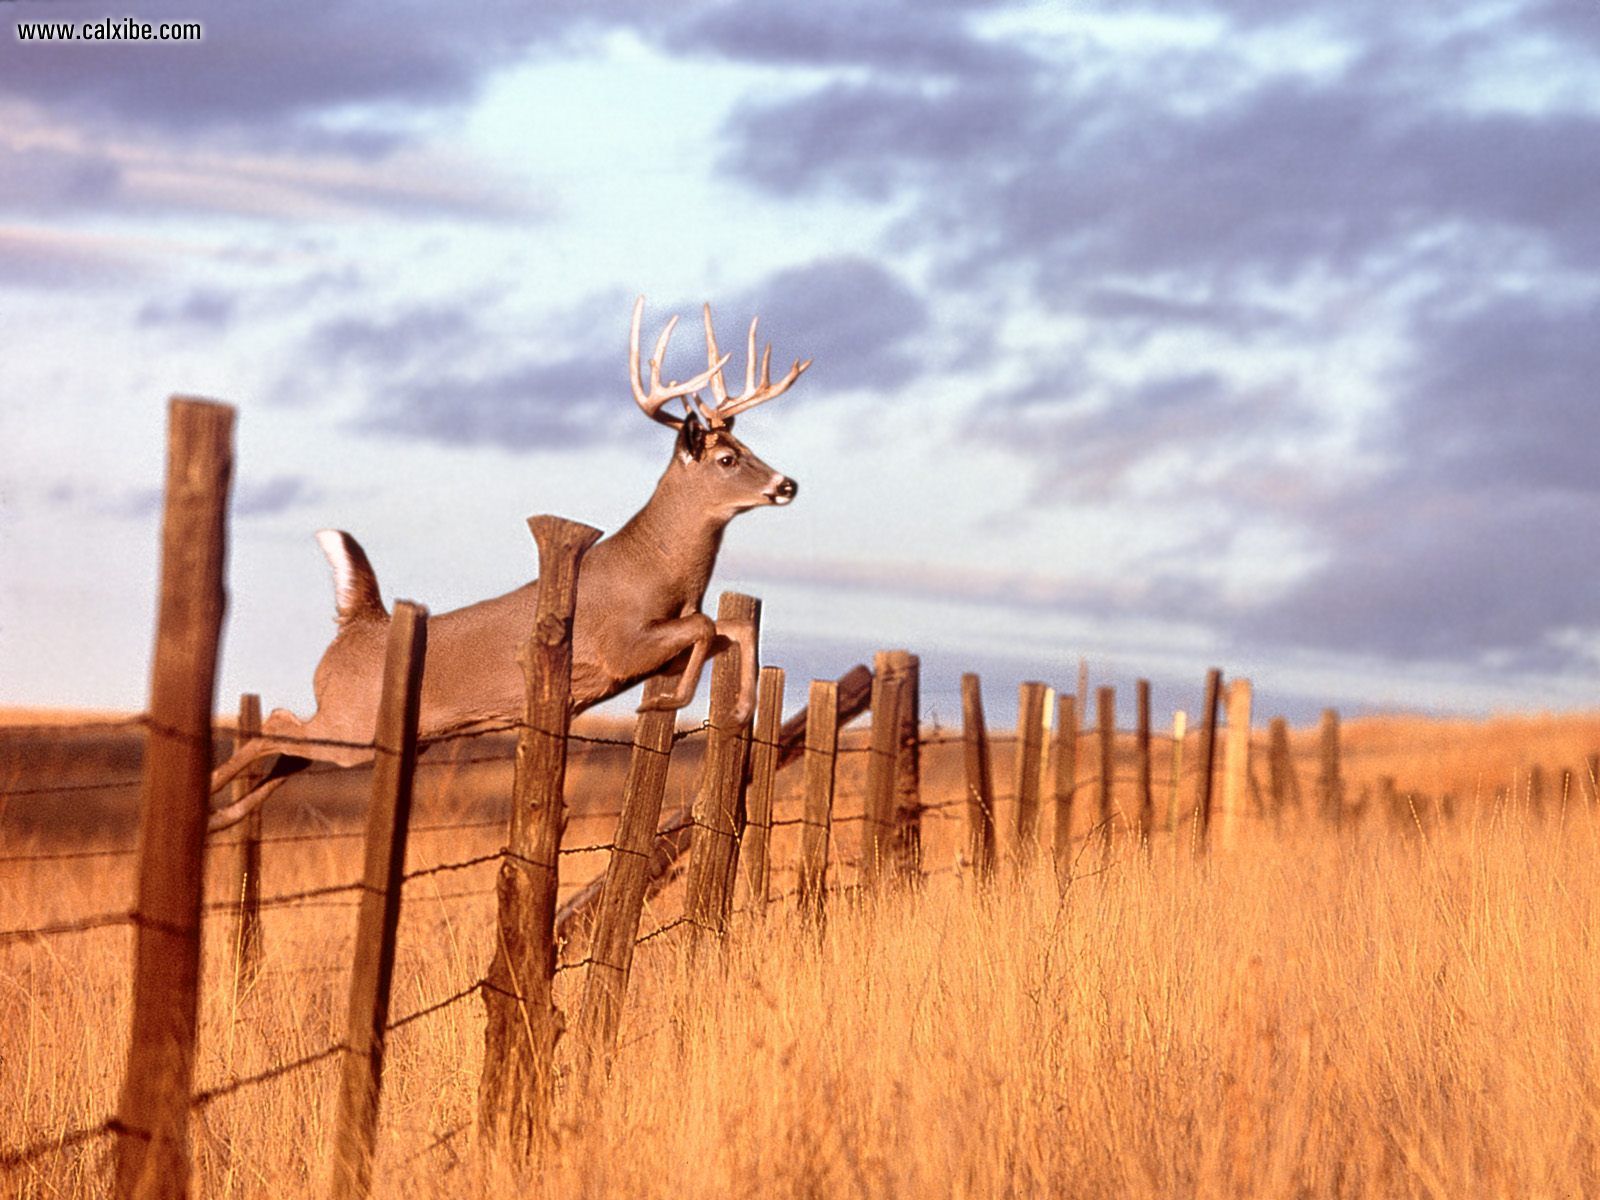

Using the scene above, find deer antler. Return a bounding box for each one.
[696,304,812,429]
[630,296,730,428]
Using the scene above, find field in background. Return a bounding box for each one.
[5,707,1600,1196]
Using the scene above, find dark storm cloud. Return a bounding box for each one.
[334,257,928,449]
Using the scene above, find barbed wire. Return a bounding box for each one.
[0,1115,123,1174]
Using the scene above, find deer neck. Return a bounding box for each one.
[611,474,730,607]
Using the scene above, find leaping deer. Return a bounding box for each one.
[208,297,809,831]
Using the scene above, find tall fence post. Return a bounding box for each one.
[1096,686,1116,853]
[798,679,840,925]
[1317,709,1344,829]
[1192,668,1223,856]
[114,397,233,1200]
[478,516,601,1159]
[739,666,786,912]
[960,674,997,880]
[231,692,265,994]
[573,671,682,1074]
[1135,680,1153,849]
[1014,681,1049,860]
[330,602,428,1200]
[892,652,922,881]
[1220,677,1253,851]
[1268,717,1296,823]
[1052,693,1078,879]
[685,592,761,938]
[862,650,908,887]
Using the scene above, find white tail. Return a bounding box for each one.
[209,297,809,831]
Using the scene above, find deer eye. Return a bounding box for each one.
[716,452,736,468]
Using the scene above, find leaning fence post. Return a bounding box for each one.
[1192,668,1223,856]
[330,602,428,1200]
[1096,686,1116,853]
[573,671,681,1074]
[1051,693,1078,878]
[798,679,840,925]
[960,674,997,880]
[738,666,786,912]
[1014,681,1049,860]
[862,650,909,887]
[1135,680,1153,849]
[1317,709,1344,829]
[685,592,761,938]
[231,692,265,994]
[477,516,601,1159]
[114,397,233,1200]
[1219,678,1253,851]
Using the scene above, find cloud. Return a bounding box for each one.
[49,473,322,520]
[136,287,238,328]
[0,227,150,288]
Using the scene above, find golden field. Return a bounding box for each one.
[3,707,1600,1197]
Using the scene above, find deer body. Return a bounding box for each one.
[208,298,807,830]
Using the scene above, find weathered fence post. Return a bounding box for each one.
[1267,717,1297,823]
[1192,668,1223,856]
[862,650,909,887]
[1135,680,1153,849]
[685,592,761,938]
[1169,710,1187,857]
[798,679,840,925]
[114,397,233,1200]
[1014,681,1049,859]
[891,652,922,881]
[960,674,997,880]
[1317,709,1344,829]
[1052,693,1078,879]
[1219,677,1253,851]
[738,666,786,912]
[231,692,265,994]
[478,516,600,1159]
[1096,686,1116,853]
[330,602,429,1200]
[573,671,681,1073]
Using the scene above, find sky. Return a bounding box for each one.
[1,0,1597,728]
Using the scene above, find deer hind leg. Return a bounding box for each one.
[207,757,309,832]
[207,706,373,829]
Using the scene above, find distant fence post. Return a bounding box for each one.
[1220,678,1253,851]
[892,653,922,881]
[573,671,681,1073]
[960,674,997,880]
[1267,717,1296,823]
[739,666,786,912]
[478,516,600,1159]
[684,592,761,939]
[1169,710,1187,857]
[1192,668,1223,856]
[1317,709,1344,829]
[330,602,428,1200]
[231,692,265,994]
[863,650,909,887]
[798,679,840,925]
[114,397,233,1200]
[1096,687,1115,853]
[1051,693,1078,879]
[1014,681,1049,860]
[1135,680,1153,849]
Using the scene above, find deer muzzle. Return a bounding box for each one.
[768,476,798,506]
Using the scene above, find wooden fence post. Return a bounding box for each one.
[798,679,840,925]
[231,692,265,994]
[685,592,761,938]
[1169,710,1187,858]
[114,397,233,1200]
[1317,709,1344,829]
[738,666,786,912]
[573,671,681,1073]
[892,653,922,881]
[960,674,997,880]
[862,650,908,887]
[1219,678,1253,851]
[1096,686,1115,852]
[330,602,428,1200]
[1267,717,1296,823]
[1051,693,1078,879]
[1135,680,1153,849]
[1192,668,1223,856]
[1014,681,1049,859]
[478,516,601,1159]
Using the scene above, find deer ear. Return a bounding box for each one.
[677,414,706,462]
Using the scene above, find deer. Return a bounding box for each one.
[207,297,810,832]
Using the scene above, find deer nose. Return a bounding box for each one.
[771,477,798,506]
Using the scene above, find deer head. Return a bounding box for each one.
[630,297,809,517]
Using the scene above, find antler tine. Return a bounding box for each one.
[715,354,812,421]
[702,304,729,406]
[630,296,729,428]
[699,307,812,425]
[745,316,759,399]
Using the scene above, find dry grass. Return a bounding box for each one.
[5,713,1600,1197]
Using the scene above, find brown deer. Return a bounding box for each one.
[208,297,809,831]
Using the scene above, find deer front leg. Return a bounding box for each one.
[632,612,720,713]
[717,614,759,726]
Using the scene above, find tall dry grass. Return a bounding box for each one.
[6,797,1600,1198]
